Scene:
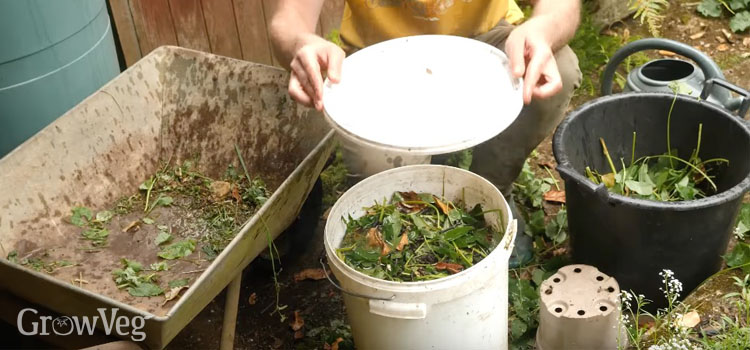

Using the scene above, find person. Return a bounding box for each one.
[269,0,582,265]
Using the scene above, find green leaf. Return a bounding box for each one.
[725,242,750,273]
[148,195,174,212]
[410,214,428,231]
[128,282,164,297]
[121,258,143,272]
[150,261,168,271]
[352,246,380,262]
[734,203,750,237]
[382,211,402,243]
[730,11,750,32]
[510,319,528,339]
[158,239,196,260]
[625,180,654,196]
[95,210,114,223]
[139,177,155,191]
[155,231,173,246]
[7,250,18,263]
[81,227,109,245]
[698,0,724,17]
[142,217,155,225]
[202,245,219,261]
[443,226,473,241]
[527,210,545,236]
[71,207,93,227]
[168,278,190,288]
[728,0,748,11]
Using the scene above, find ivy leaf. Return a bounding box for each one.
[730,11,750,32]
[724,242,750,273]
[158,239,196,260]
[510,319,528,339]
[697,0,724,17]
[128,282,164,297]
[71,207,93,227]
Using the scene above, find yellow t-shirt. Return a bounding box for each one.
[340,0,524,50]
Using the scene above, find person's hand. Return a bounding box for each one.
[504,17,563,104]
[288,34,345,110]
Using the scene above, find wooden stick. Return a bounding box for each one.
[220,275,243,350]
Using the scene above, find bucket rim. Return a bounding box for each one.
[323,164,515,291]
[553,91,750,210]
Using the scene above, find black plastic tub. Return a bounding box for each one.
[553,92,750,309]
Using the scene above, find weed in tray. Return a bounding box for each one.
[336,191,504,282]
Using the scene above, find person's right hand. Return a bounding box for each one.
[288,34,345,110]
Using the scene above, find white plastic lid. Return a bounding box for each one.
[322,35,523,155]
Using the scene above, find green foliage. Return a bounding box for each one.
[508,268,554,349]
[698,0,750,32]
[629,0,670,36]
[157,239,196,260]
[321,148,349,207]
[112,258,163,297]
[513,160,555,209]
[444,149,473,170]
[336,191,502,282]
[70,206,113,246]
[70,207,93,227]
[570,5,623,96]
[725,242,750,273]
[298,319,354,350]
[155,231,172,246]
[735,203,750,240]
[150,261,168,271]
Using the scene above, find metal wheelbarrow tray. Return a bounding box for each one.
[0,46,334,349]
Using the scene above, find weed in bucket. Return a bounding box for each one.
[586,91,728,201]
[335,191,503,282]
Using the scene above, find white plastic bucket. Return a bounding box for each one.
[324,165,517,350]
[335,128,432,179]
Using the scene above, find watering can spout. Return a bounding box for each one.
[601,38,743,112]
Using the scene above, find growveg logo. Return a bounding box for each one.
[17,308,149,341]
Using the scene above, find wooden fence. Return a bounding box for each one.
[109,0,345,67]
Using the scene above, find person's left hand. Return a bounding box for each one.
[505,17,562,104]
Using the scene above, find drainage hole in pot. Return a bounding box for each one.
[596,276,604,281]
[553,277,561,283]
[600,306,608,312]
[607,286,615,293]
[545,288,553,295]
[555,307,563,313]
[574,268,582,273]
[577,310,585,316]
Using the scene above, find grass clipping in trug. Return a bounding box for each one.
[336,191,504,282]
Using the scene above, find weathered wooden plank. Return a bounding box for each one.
[168,0,211,52]
[233,0,273,65]
[319,0,345,38]
[129,0,178,54]
[201,0,243,59]
[109,0,142,66]
[261,0,282,66]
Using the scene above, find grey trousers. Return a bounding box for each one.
[470,21,582,195]
[340,21,582,195]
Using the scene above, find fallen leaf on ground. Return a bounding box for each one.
[290,310,304,331]
[272,337,283,349]
[122,220,141,233]
[658,50,676,56]
[678,311,701,328]
[435,262,464,274]
[248,292,257,305]
[433,196,450,214]
[294,268,326,282]
[717,43,729,52]
[161,286,189,306]
[396,233,409,251]
[722,29,733,43]
[210,181,231,201]
[294,330,304,340]
[325,337,344,350]
[543,190,566,204]
[231,185,242,202]
[552,247,568,257]
[690,31,705,40]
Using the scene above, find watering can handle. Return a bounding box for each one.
[601,38,726,96]
[701,79,750,119]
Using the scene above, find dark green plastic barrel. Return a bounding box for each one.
[0,0,120,157]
